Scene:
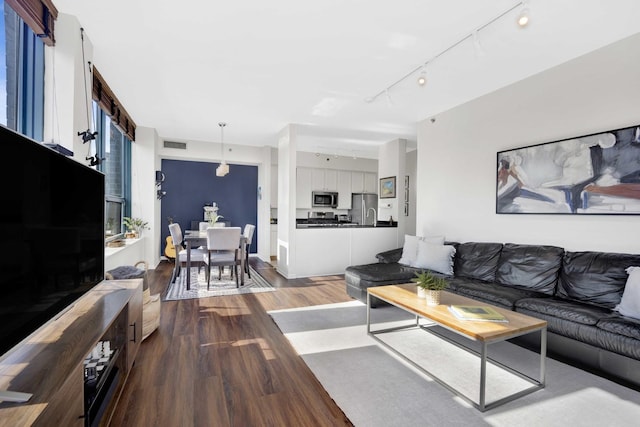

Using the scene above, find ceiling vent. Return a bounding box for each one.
[163,140,187,150]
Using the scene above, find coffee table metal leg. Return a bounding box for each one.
[479,342,487,412]
[540,327,547,386]
[366,293,371,334]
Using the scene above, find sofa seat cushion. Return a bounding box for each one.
[345,263,417,287]
[495,243,563,295]
[516,307,603,349]
[595,328,640,360]
[515,297,612,325]
[597,316,640,341]
[448,278,543,309]
[453,242,503,282]
[557,251,640,308]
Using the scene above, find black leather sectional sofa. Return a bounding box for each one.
[345,242,640,389]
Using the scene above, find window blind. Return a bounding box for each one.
[92,66,137,141]
[6,0,58,46]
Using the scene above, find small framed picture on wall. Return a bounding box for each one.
[380,176,396,199]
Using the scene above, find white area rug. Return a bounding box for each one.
[164,267,275,301]
[269,301,640,427]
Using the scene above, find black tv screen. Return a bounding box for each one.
[0,125,105,357]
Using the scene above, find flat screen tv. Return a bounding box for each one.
[0,125,105,358]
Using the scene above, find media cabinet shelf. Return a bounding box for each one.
[0,279,142,426]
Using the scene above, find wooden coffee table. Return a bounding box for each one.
[367,284,547,412]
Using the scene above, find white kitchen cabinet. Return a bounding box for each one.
[311,168,324,191]
[351,171,364,193]
[270,165,278,208]
[311,168,337,191]
[324,169,337,191]
[364,172,378,193]
[295,227,399,277]
[296,167,313,208]
[336,170,352,209]
[351,171,377,194]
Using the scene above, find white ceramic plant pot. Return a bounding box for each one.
[425,290,441,306]
[417,287,427,298]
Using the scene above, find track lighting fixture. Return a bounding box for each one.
[472,30,485,57]
[517,2,530,27]
[385,89,393,106]
[216,122,229,177]
[417,66,427,86]
[365,1,528,104]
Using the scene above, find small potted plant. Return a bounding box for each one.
[207,213,224,226]
[123,217,149,238]
[413,271,448,306]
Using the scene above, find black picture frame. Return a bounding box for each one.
[380,176,396,199]
[496,124,640,214]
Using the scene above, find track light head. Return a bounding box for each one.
[517,3,530,27]
[417,63,428,86]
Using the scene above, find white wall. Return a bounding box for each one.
[416,33,640,253]
[277,125,297,277]
[378,138,406,230]
[44,13,93,161]
[405,149,417,236]
[132,126,161,267]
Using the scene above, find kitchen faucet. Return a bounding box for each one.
[366,207,377,227]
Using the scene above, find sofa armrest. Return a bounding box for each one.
[376,248,403,263]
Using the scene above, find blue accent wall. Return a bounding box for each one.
[160,159,258,255]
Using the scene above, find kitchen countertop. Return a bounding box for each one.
[296,222,397,229]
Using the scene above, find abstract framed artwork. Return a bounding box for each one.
[379,176,396,199]
[497,124,640,214]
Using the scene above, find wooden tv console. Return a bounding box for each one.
[0,279,143,426]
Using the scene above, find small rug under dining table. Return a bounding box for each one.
[163,266,276,301]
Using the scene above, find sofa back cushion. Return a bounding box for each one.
[557,251,640,308]
[495,243,564,295]
[453,242,503,282]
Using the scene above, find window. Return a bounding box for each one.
[0,0,45,140]
[94,102,132,240]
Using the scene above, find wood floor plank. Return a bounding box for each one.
[108,258,353,426]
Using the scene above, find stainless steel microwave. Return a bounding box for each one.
[312,191,338,208]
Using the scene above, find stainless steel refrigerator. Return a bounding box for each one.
[350,193,378,225]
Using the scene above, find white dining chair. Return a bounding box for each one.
[242,224,256,278]
[204,227,242,289]
[168,223,207,284]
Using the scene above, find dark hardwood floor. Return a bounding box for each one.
[109,258,354,426]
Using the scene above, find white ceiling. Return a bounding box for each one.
[54,0,640,158]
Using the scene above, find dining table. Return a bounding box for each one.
[183,230,247,290]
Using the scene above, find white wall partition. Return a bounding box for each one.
[416,33,640,254]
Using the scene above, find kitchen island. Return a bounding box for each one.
[294,225,399,277]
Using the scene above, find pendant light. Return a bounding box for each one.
[216,122,229,177]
